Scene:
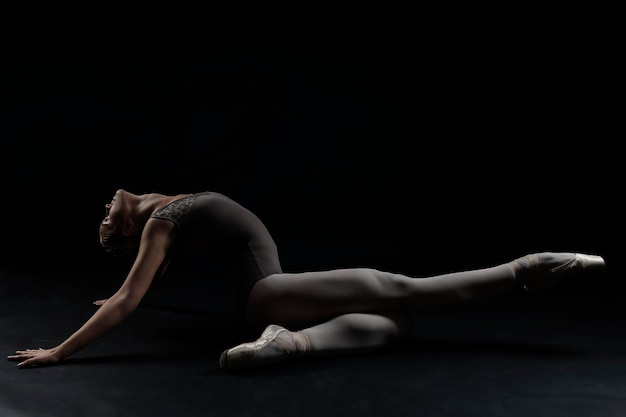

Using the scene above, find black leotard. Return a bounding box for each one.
[150,191,282,312]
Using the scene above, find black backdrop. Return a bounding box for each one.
[1,7,623,277]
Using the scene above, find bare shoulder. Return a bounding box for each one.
[142,217,177,244]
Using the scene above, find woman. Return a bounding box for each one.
[8,189,606,370]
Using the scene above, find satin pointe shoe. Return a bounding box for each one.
[219,324,311,371]
[509,252,606,292]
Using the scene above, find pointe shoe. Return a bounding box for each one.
[219,324,311,371]
[510,252,605,292]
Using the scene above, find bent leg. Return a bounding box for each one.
[303,310,411,356]
[221,310,411,371]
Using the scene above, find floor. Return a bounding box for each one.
[1,246,625,417]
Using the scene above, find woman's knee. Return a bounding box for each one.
[378,310,412,341]
[339,311,412,343]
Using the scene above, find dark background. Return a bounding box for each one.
[1,7,626,417]
[1,5,623,280]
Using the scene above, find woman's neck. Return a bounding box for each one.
[136,192,191,219]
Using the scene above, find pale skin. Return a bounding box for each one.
[8,189,601,368]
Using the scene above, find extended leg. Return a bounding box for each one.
[247,252,605,330]
[247,264,518,329]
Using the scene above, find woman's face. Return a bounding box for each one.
[99,189,127,242]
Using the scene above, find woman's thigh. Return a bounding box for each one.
[246,268,404,329]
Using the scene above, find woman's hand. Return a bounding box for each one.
[7,348,63,368]
[93,298,109,306]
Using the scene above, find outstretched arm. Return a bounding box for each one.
[92,255,172,307]
[9,290,143,367]
[8,220,172,368]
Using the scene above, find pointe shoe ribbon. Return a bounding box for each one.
[513,252,606,292]
[220,324,310,371]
